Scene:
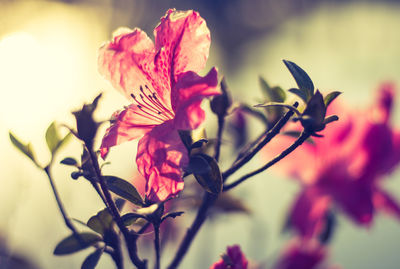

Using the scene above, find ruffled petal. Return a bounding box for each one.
[136,121,188,201]
[290,188,331,238]
[100,104,160,158]
[99,28,173,108]
[154,9,211,82]
[172,68,219,130]
[333,180,374,225]
[275,238,327,269]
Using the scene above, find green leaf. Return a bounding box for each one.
[9,132,37,165]
[324,91,342,107]
[254,102,301,116]
[45,122,61,154]
[60,157,78,166]
[121,213,147,226]
[45,122,72,156]
[81,248,103,269]
[104,176,144,206]
[87,209,113,235]
[161,211,184,222]
[301,90,326,132]
[189,154,222,194]
[259,77,286,102]
[283,60,314,100]
[288,88,308,103]
[53,232,102,255]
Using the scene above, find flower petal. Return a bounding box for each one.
[172,68,219,130]
[290,188,331,238]
[100,104,160,158]
[136,121,188,201]
[373,189,400,219]
[98,28,172,104]
[154,9,211,82]
[333,180,374,225]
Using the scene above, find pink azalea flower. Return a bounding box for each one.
[274,238,340,269]
[99,9,220,201]
[210,245,248,269]
[263,84,400,237]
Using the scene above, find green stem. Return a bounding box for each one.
[222,102,298,182]
[223,131,310,191]
[86,148,147,269]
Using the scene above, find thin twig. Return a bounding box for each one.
[154,223,161,269]
[222,102,298,181]
[214,115,225,162]
[44,166,79,235]
[223,131,310,191]
[167,192,218,269]
[86,148,147,269]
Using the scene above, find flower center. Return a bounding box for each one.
[130,85,174,123]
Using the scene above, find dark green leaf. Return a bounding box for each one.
[190,139,208,151]
[323,115,339,125]
[104,176,144,206]
[9,132,37,165]
[87,209,113,235]
[189,154,222,194]
[288,88,308,103]
[259,77,286,102]
[61,157,78,166]
[210,78,231,117]
[254,102,301,116]
[121,213,147,226]
[324,91,342,107]
[81,248,103,269]
[161,211,184,222]
[283,60,314,99]
[301,90,326,132]
[53,232,102,255]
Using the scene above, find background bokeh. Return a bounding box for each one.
[1,0,400,268]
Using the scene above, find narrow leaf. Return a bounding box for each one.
[283,60,314,100]
[121,213,147,226]
[259,76,286,102]
[54,233,102,255]
[161,211,184,222]
[87,209,113,235]
[254,102,301,116]
[9,132,37,165]
[81,248,103,269]
[190,154,222,194]
[60,157,78,166]
[45,122,61,154]
[104,176,144,206]
[324,91,342,107]
[288,88,308,103]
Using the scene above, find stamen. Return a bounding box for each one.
[129,85,175,122]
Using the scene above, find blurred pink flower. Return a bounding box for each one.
[98,9,219,201]
[274,238,339,269]
[210,245,248,269]
[264,84,400,237]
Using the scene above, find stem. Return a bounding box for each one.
[86,148,146,269]
[223,131,310,191]
[167,192,218,269]
[154,223,160,269]
[44,166,79,235]
[222,102,298,181]
[214,115,225,162]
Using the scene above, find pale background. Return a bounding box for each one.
[1,0,400,268]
